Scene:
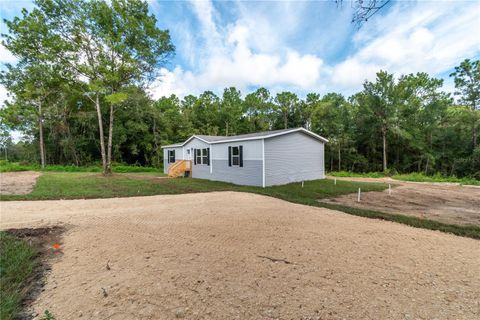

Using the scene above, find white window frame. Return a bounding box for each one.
[196,148,209,165]
[201,148,208,164]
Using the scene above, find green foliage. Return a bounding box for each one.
[0,2,478,180]
[40,310,56,320]
[329,170,480,185]
[0,172,385,201]
[450,59,480,111]
[0,232,37,320]
[392,173,480,186]
[0,161,163,173]
[329,171,386,178]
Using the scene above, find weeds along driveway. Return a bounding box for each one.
[1,192,479,319]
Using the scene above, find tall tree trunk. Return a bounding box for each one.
[338,145,341,171]
[330,150,333,172]
[382,127,387,172]
[152,117,160,167]
[283,111,288,129]
[95,94,107,174]
[424,156,429,175]
[38,100,46,168]
[106,103,114,174]
[473,122,478,149]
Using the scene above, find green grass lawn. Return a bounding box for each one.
[0,232,37,320]
[0,172,385,201]
[2,172,479,239]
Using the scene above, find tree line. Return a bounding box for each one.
[1,0,479,178]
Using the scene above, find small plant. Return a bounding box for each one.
[40,310,56,320]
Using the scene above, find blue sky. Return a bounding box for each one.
[1,0,480,101]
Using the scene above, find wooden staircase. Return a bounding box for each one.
[168,160,192,178]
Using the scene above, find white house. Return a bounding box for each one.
[162,127,328,187]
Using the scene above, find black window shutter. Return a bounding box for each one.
[228,146,232,167]
[207,148,210,166]
[167,150,170,164]
[239,145,243,167]
[194,148,197,165]
[172,150,175,163]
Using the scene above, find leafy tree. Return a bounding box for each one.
[450,59,480,148]
[244,88,272,132]
[355,71,398,172]
[274,91,299,129]
[3,0,174,174]
[220,87,244,136]
[0,64,62,167]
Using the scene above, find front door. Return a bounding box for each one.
[186,148,193,161]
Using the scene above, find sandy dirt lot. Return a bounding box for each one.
[323,177,480,226]
[0,171,41,195]
[1,192,479,320]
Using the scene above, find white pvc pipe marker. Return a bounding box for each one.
[357,188,361,202]
[334,178,337,185]
[388,184,391,195]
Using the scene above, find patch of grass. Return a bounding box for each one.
[40,310,56,320]
[392,172,480,186]
[0,172,386,201]
[329,171,386,178]
[0,232,37,320]
[329,171,480,186]
[0,161,163,174]
[0,161,39,172]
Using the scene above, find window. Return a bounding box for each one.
[187,149,190,155]
[196,148,201,164]
[231,146,240,166]
[195,148,209,165]
[168,150,175,163]
[201,148,209,164]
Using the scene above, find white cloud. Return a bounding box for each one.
[150,0,480,98]
[330,0,480,92]
[150,1,324,99]
[0,43,17,64]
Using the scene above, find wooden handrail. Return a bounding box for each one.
[168,160,192,177]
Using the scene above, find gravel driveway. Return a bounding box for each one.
[1,192,479,319]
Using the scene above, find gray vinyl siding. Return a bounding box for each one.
[201,160,263,186]
[211,140,263,161]
[264,132,325,186]
[191,140,263,186]
[163,147,183,174]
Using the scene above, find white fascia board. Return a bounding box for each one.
[161,135,212,148]
[161,144,182,149]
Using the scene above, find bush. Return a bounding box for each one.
[0,161,163,173]
[329,171,385,178]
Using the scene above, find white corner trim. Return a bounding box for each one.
[262,138,265,188]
